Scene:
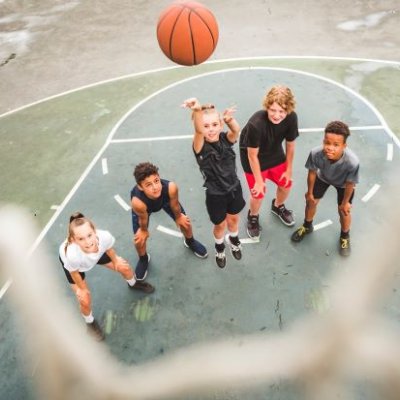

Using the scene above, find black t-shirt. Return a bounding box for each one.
[194,132,240,195]
[239,110,299,172]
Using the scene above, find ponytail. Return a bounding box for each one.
[64,212,95,254]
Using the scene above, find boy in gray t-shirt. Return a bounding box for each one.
[291,121,359,256]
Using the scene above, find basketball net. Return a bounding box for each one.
[1,198,400,400]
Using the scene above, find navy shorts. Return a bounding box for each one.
[313,176,355,205]
[59,252,112,284]
[205,184,246,225]
[131,203,186,233]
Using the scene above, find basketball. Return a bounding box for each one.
[156,1,219,66]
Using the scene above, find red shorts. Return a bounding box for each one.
[244,162,292,199]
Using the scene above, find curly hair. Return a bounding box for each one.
[324,121,350,142]
[262,85,296,114]
[133,162,159,184]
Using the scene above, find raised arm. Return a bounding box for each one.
[182,97,204,153]
[223,105,240,144]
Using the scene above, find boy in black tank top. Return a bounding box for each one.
[131,162,208,280]
[182,98,246,269]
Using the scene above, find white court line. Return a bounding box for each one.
[110,125,385,144]
[387,143,394,161]
[0,66,397,300]
[157,225,259,243]
[157,225,183,238]
[1,56,399,120]
[111,135,192,143]
[0,279,13,299]
[362,184,381,202]
[114,194,130,211]
[241,237,260,244]
[314,220,333,231]
[102,158,109,174]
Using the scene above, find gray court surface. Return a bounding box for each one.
[1,67,399,399]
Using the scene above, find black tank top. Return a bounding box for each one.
[130,179,170,214]
[194,132,240,195]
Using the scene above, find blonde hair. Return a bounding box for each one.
[64,212,96,254]
[262,85,296,114]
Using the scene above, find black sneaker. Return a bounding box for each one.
[291,224,314,242]
[129,280,155,294]
[247,210,261,238]
[87,319,105,341]
[135,254,150,281]
[183,238,208,258]
[215,245,227,269]
[225,234,242,260]
[271,199,295,226]
[339,237,351,256]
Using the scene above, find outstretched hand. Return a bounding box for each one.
[223,104,237,120]
[181,97,201,111]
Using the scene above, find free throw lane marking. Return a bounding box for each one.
[362,184,380,202]
[114,194,130,211]
[314,220,333,231]
[157,225,183,238]
[387,143,394,161]
[102,158,108,174]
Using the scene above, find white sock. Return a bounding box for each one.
[228,230,239,238]
[214,235,224,245]
[83,312,94,324]
[126,276,137,287]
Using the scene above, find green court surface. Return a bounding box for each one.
[1,58,400,399]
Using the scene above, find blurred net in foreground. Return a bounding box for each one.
[1,201,400,400]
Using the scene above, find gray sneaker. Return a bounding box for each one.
[246,210,261,238]
[271,199,295,226]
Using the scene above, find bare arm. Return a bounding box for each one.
[279,140,296,187]
[168,181,191,229]
[305,169,317,203]
[247,147,265,197]
[339,181,355,216]
[131,197,150,246]
[70,270,87,290]
[181,97,204,154]
[223,106,240,144]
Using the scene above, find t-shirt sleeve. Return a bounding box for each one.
[100,230,116,250]
[305,150,318,171]
[63,247,81,272]
[242,122,261,148]
[345,163,360,184]
[285,112,299,142]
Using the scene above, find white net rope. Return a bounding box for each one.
[1,202,400,400]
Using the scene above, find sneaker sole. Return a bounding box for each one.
[246,228,260,239]
[271,209,296,226]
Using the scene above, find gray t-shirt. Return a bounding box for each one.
[305,146,359,188]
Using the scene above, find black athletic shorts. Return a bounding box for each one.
[313,176,354,205]
[205,184,246,225]
[59,252,112,284]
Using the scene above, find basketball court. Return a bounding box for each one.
[1,59,400,399]
[1,1,400,399]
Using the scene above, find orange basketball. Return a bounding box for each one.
[156,1,219,66]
